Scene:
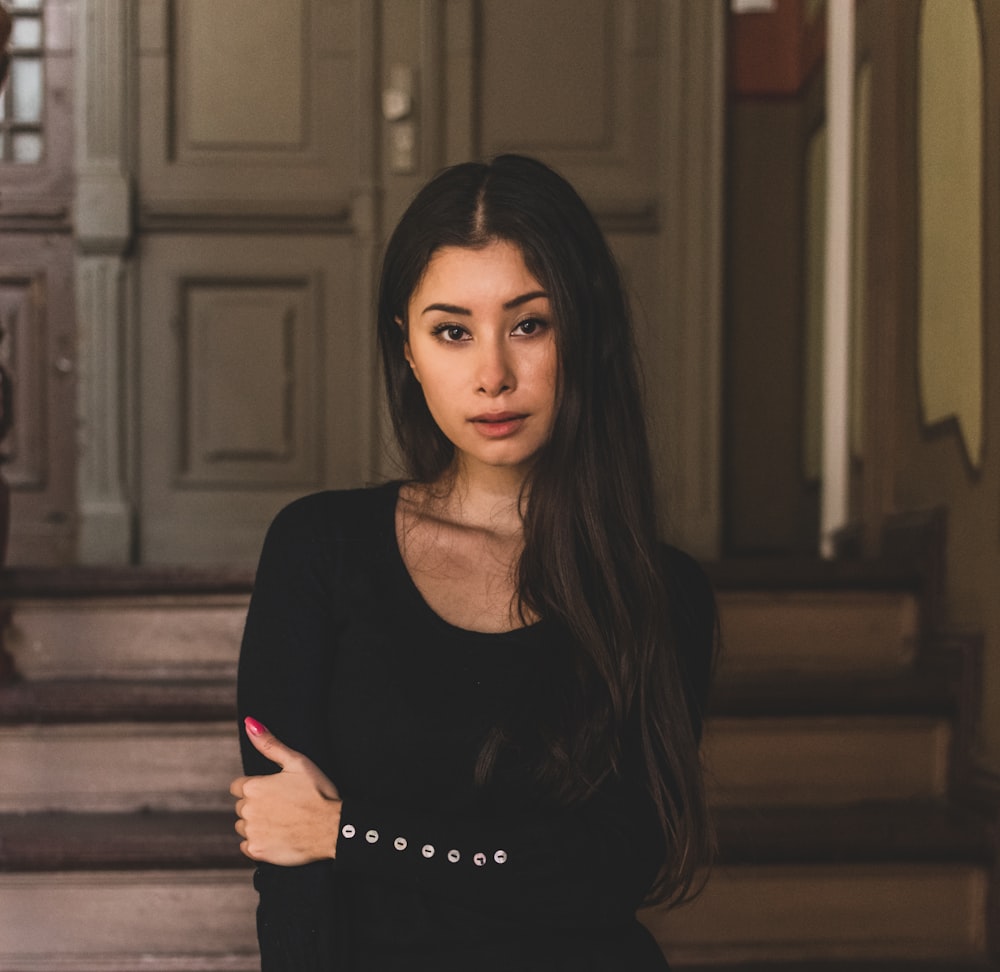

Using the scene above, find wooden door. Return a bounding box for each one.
[135,0,378,563]
[134,0,723,564]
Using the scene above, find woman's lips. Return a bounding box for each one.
[470,412,526,438]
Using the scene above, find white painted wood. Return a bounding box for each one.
[75,0,135,565]
[138,0,360,216]
[138,231,368,565]
[644,863,988,963]
[0,869,258,970]
[0,722,240,812]
[657,0,725,559]
[820,0,856,556]
[717,589,919,674]
[5,595,248,680]
[704,716,950,806]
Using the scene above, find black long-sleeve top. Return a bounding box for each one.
[237,482,715,971]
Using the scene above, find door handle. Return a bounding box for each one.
[382,64,417,174]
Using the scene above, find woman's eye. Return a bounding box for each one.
[515,317,545,336]
[433,324,467,342]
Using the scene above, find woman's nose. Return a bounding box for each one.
[476,340,515,396]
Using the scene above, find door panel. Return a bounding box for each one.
[139,233,366,563]
[478,0,660,201]
[138,0,361,220]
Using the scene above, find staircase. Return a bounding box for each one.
[0,563,996,971]
[0,569,258,971]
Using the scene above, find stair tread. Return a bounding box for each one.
[674,963,997,971]
[0,801,990,872]
[710,667,956,717]
[0,678,236,724]
[0,667,956,726]
[705,558,921,592]
[0,565,255,598]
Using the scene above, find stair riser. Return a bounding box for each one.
[0,870,257,971]
[0,717,949,813]
[0,723,241,813]
[5,597,248,680]
[704,716,951,806]
[642,863,988,964]
[717,591,919,674]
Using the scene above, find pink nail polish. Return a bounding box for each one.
[245,716,268,736]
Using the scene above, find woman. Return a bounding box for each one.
[231,154,717,971]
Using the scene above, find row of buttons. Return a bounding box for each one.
[341,824,508,866]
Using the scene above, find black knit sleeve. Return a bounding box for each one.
[236,493,347,971]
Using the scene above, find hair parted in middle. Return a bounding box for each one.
[376,154,715,908]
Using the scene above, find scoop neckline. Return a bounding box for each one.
[382,480,546,640]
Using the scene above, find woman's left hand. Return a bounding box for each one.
[230,717,342,866]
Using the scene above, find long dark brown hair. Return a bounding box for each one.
[377,154,715,906]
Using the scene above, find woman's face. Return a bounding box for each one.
[403,240,558,480]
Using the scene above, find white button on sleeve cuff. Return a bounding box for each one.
[341,824,356,839]
[365,829,379,844]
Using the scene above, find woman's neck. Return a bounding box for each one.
[422,458,528,537]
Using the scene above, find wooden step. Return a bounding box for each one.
[0,711,950,813]
[0,802,989,968]
[1,572,920,682]
[0,869,259,971]
[0,721,239,813]
[0,678,235,724]
[711,667,956,718]
[2,802,987,874]
[643,862,989,964]
[713,801,994,865]
[715,590,919,675]
[703,715,950,806]
[673,962,996,971]
[0,863,984,969]
[0,811,247,871]
[3,594,249,681]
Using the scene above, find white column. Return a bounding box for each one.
[74,0,134,562]
[820,0,855,557]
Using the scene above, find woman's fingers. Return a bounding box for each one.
[243,716,305,771]
[230,717,343,863]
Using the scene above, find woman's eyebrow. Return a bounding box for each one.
[504,290,548,310]
[420,290,549,316]
[421,302,471,316]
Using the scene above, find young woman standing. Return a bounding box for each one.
[231,154,717,971]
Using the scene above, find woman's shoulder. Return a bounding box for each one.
[656,543,719,715]
[657,545,715,614]
[267,481,400,536]
[257,483,402,568]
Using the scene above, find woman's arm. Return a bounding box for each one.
[234,494,348,970]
